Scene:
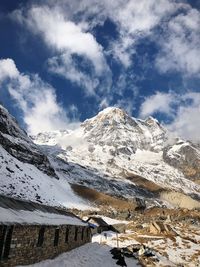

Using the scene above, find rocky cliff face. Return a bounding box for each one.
[163,139,200,182]
[0,105,56,177]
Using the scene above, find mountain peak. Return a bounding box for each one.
[98,106,126,116]
[95,107,128,122]
[145,116,159,125]
[79,106,167,152]
[83,107,130,127]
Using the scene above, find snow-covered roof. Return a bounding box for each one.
[0,195,88,226]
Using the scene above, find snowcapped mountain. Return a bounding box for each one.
[82,107,166,152]
[32,107,200,209]
[33,107,166,152]
[0,104,200,210]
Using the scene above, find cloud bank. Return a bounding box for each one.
[155,8,200,76]
[140,91,200,142]
[0,58,78,135]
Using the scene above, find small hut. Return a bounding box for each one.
[87,217,110,234]
[86,216,127,234]
[0,195,91,267]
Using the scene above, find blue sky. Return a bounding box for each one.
[0,0,199,140]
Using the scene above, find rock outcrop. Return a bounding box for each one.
[163,139,200,182]
[0,105,56,177]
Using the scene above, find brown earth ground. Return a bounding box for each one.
[71,183,136,213]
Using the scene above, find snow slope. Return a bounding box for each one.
[0,104,94,210]
[0,105,55,176]
[0,145,91,209]
[17,242,138,267]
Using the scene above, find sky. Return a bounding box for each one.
[0,0,199,141]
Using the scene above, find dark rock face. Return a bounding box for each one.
[0,106,27,138]
[163,140,200,181]
[0,105,57,178]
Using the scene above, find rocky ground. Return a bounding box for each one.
[91,208,200,266]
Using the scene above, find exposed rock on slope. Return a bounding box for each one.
[0,105,55,177]
[163,139,200,182]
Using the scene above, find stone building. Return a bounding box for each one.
[0,195,91,267]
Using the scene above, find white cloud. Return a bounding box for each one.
[0,58,76,135]
[72,0,199,78]
[48,0,199,76]
[28,6,107,75]
[13,5,111,95]
[139,92,175,118]
[67,0,177,67]
[99,98,110,110]
[156,9,200,76]
[114,98,133,115]
[168,100,200,142]
[105,0,179,67]
[110,37,134,68]
[48,53,100,96]
[12,0,199,102]
[13,0,199,75]
[0,58,19,82]
[10,0,200,120]
[139,91,200,142]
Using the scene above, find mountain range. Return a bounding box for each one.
[1,105,200,211]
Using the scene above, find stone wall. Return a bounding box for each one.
[0,224,91,267]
